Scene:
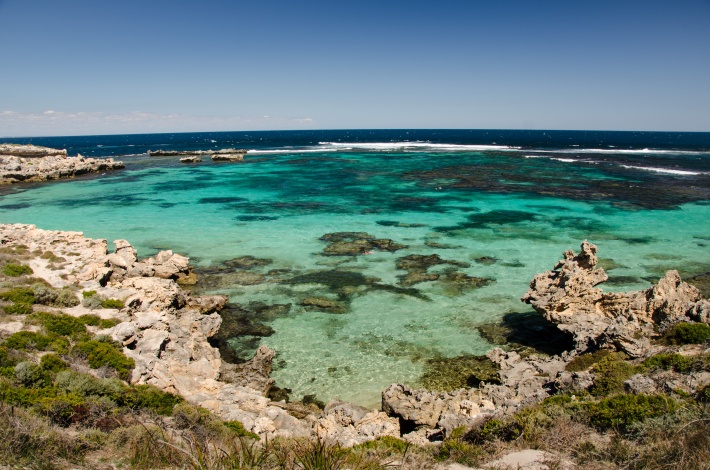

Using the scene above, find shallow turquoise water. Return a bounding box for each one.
[1,134,709,406]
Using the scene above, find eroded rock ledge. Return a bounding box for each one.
[0,144,124,184]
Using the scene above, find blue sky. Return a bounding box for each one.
[1,0,709,136]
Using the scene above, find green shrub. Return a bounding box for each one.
[3,302,33,315]
[664,322,710,345]
[72,339,134,379]
[583,394,678,431]
[79,314,120,329]
[641,353,698,373]
[566,349,613,372]
[54,370,123,398]
[82,290,97,298]
[4,331,53,351]
[0,346,17,368]
[590,354,637,396]
[437,438,482,465]
[54,288,80,307]
[124,384,183,415]
[33,312,87,337]
[36,393,87,427]
[466,418,522,444]
[0,287,35,304]
[82,295,102,309]
[224,420,260,440]
[100,298,125,309]
[40,353,69,373]
[14,361,50,387]
[2,264,33,277]
[353,435,409,453]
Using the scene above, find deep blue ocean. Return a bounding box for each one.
[1,129,709,406]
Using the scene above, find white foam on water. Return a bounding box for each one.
[620,165,704,176]
[247,148,342,155]
[318,142,522,152]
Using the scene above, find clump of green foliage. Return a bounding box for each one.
[590,353,637,396]
[72,338,135,380]
[79,314,121,329]
[641,352,704,373]
[566,349,613,372]
[100,298,125,309]
[582,394,678,431]
[4,331,55,351]
[3,302,33,315]
[2,263,33,277]
[39,353,69,373]
[0,287,36,304]
[31,312,88,338]
[81,290,125,310]
[30,283,79,307]
[663,322,710,345]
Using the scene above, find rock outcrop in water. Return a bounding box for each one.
[149,148,247,161]
[522,241,710,357]
[0,144,124,184]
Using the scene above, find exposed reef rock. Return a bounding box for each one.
[179,156,202,163]
[522,241,710,357]
[0,144,124,184]
[395,254,475,287]
[149,148,247,157]
[320,232,407,256]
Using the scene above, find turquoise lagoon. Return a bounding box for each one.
[1,130,709,406]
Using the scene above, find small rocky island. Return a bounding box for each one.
[0,144,124,184]
[0,228,708,469]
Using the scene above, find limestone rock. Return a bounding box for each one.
[220,345,276,395]
[624,374,657,395]
[522,241,708,357]
[0,144,124,184]
[179,156,202,163]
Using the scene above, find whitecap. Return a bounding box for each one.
[620,165,703,176]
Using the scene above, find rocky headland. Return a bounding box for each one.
[1,229,709,469]
[0,144,124,184]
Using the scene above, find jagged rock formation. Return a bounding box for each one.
[522,241,710,357]
[0,144,124,184]
[179,156,202,163]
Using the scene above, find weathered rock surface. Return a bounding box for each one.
[522,241,709,357]
[179,156,202,163]
[0,144,124,184]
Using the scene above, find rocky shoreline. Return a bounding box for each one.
[1,226,709,467]
[0,144,124,184]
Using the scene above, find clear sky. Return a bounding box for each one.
[1,0,709,136]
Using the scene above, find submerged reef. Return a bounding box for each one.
[320,232,408,256]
